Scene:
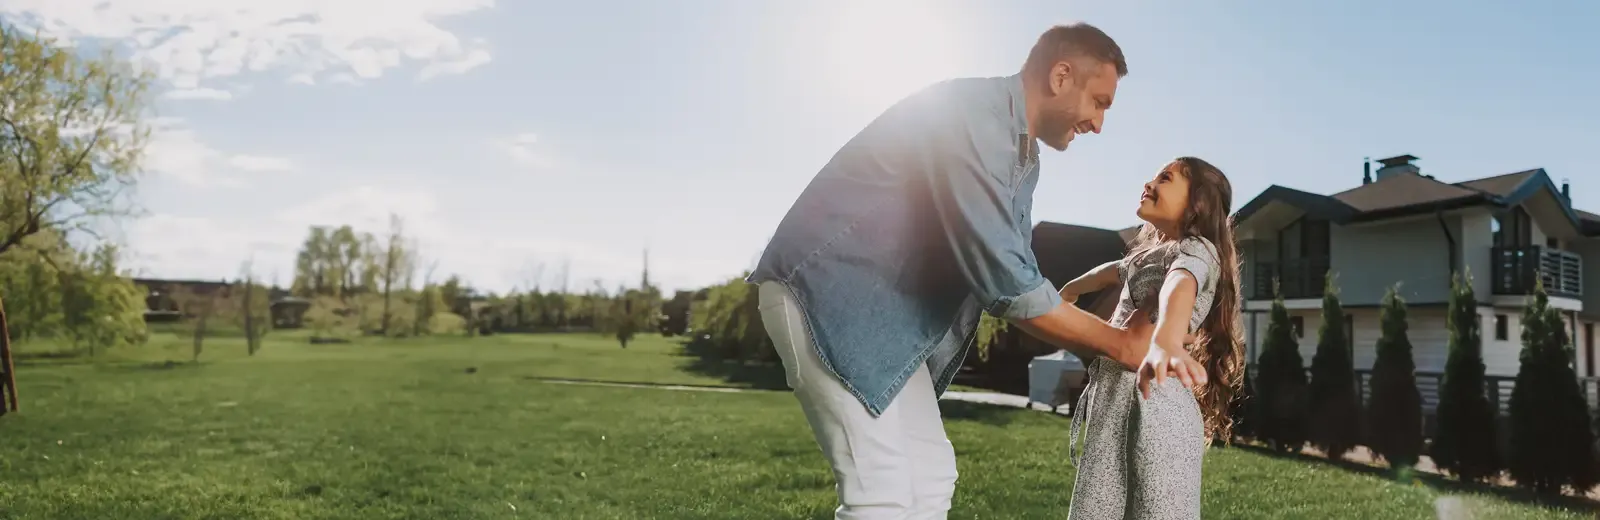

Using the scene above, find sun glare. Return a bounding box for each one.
[820,1,971,112]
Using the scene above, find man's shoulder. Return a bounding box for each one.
[904,76,1010,113]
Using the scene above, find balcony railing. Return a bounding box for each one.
[1250,257,1331,300]
[1492,246,1583,298]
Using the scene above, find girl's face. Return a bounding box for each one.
[1136,161,1191,233]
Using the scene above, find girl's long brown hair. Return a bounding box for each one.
[1126,156,1244,443]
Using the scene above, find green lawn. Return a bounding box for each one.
[1,332,1594,519]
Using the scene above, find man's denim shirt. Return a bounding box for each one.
[748,74,1061,416]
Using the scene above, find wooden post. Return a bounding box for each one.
[0,295,17,414]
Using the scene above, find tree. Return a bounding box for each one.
[1253,293,1308,453]
[171,284,223,362]
[1508,282,1597,493]
[57,244,147,356]
[414,261,442,336]
[379,214,407,335]
[1366,285,1424,469]
[1431,272,1501,482]
[1307,275,1361,460]
[235,263,271,356]
[691,275,773,362]
[304,296,357,341]
[0,24,153,258]
[973,314,1010,363]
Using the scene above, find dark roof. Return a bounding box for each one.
[1331,173,1483,213]
[1236,167,1596,236]
[1456,169,1539,197]
[1030,222,1131,310]
[1579,209,1600,236]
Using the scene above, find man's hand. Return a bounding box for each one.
[1136,343,1207,399]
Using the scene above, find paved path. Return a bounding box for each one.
[940,391,1072,416]
[533,377,1070,415]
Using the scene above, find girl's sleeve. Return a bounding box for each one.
[1170,237,1220,294]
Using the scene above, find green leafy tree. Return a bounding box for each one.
[58,245,147,356]
[1430,272,1501,482]
[974,314,1010,363]
[0,23,153,258]
[1254,293,1308,453]
[1308,276,1361,460]
[305,296,358,341]
[1366,285,1423,469]
[692,275,773,362]
[1508,283,1597,493]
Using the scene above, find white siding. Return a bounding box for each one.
[1331,218,1454,307]
[1246,307,1450,373]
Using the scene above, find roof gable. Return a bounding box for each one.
[1234,167,1595,236]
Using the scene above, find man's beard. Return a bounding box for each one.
[1035,107,1079,152]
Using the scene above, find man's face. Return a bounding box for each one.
[1036,61,1119,152]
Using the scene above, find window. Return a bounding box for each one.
[1291,316,1305,339]
[1547,237,1560,249]
[1495,314,1509,341]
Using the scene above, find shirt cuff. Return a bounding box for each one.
[995,278,1062,321]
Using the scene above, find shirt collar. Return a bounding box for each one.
[1005,74,1039,162]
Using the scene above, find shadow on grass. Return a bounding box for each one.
[938,399,1031,427]
[1228,442,1600,513]
[675,355,790,391]
[672,337,791,391]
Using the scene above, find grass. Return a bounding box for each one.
[1,332,1595,519]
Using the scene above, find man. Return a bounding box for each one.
[748,23,1205,519]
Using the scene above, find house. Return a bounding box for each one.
[969,221,1132,396]
[132,278,312,328]
[1016,222,1138,354]
[1233,155,1599,379]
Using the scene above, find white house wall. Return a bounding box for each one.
[1331,218,1455,307]
[1245,306,1525,377]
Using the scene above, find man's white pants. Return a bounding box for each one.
[757,282,959,520]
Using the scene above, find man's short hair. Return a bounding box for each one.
[1022,23,1128,84]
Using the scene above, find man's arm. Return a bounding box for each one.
[1012,304,1143,369]
[919,99,1144,366]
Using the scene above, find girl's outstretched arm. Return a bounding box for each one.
[1058,260,1120,304]
[1136,269,1206,398]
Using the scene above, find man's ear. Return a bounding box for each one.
[1050,60,1075,95]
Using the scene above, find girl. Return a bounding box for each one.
[1060,157,1244,519]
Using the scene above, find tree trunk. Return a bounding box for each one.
[243,281,257,355]
[1,295,19,414]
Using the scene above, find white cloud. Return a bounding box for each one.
[227,154,295,172]
[0,0,496,91]
[164,87,234,101]
[141,119,295,185]
[124,185,645,291]
[418,45,491,80]
[494,132,551,169]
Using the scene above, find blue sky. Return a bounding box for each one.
[4,0,1597,294]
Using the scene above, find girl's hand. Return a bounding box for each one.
[1136,343,1206,399]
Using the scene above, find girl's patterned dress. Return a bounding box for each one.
[1067,237,1221,520]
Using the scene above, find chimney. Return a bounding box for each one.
[1374,154,1420,180]
[1362,157,1372,185]
[1562,179,1571,203]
